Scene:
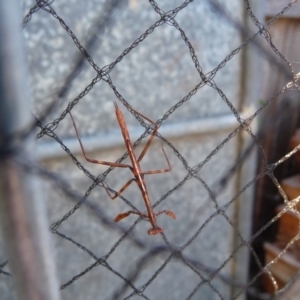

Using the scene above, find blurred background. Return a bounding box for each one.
[1,0,300,299]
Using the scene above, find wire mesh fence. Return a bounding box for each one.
[1,0,300,299]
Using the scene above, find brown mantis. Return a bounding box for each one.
[69,102,176,235]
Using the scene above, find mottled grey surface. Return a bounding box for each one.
[39,129,238,300]
[0,0,254,299]
[22,0,242,137]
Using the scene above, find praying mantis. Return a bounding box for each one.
[69,102,176,235]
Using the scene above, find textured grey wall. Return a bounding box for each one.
[0,0,259,299]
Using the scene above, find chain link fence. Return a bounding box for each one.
[1,0,300,299]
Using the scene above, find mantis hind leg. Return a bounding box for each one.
[114,210,148,222]
[115,211,164,235]
[103,178,135,200]
[114,209,176,235]
[155,210,176,219]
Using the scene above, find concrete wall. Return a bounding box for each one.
[0,1,262,299]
